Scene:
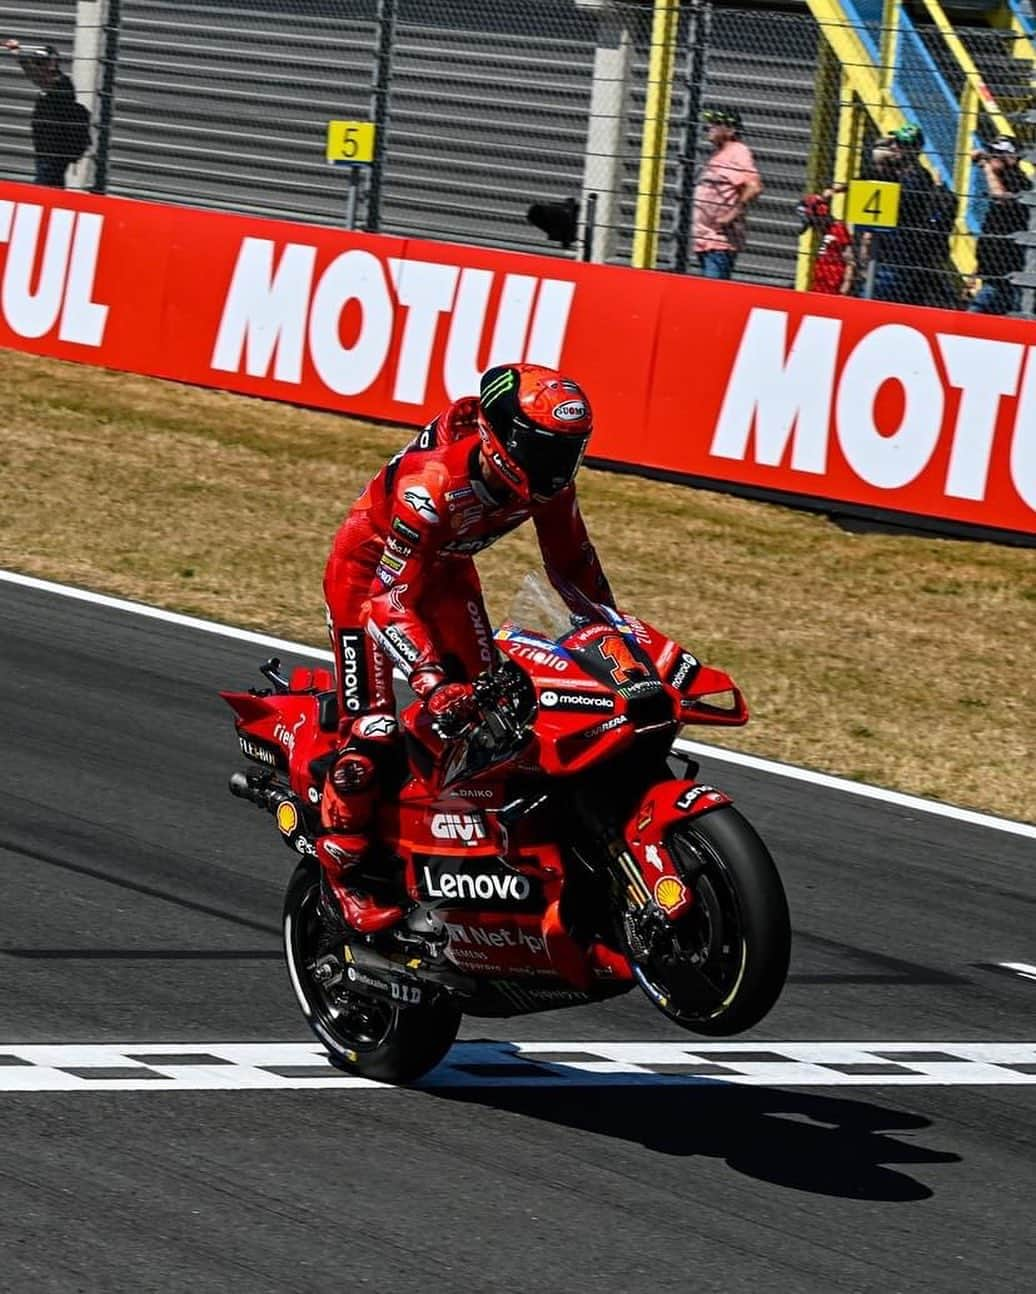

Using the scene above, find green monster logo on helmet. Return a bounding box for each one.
[480,367,518,410]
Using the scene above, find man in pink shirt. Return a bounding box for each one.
[692,107,763,280]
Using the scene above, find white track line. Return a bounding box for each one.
[2,567,1035,841]
[0,1041,1033,1092]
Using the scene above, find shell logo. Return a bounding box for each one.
[276,801,299,835]
[654,875,687,914]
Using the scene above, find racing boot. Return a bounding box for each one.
[318,742,403,935]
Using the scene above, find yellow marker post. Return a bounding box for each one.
[326,120,377,229]
[325,120,376,166]
[846,178,901,228]
[632,0,681,270]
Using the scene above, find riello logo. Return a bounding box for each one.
[711,307,1036,511]
[210,237,576,404]
[0,201,109,345]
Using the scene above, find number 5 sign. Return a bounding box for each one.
[326,120,376,166]
[846,179,901,228]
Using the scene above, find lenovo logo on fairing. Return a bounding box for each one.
[0,201,109,345]
[211,238,576,405]
[422,866,531,903]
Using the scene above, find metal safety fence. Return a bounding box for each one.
[0,0,1033,313]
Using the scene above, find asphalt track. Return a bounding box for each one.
[0,578,1033,1292]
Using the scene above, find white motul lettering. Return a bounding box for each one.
[211,238,316,382]
[59,213,109,346]
[1,203,75,339]
[712,309,840,473]
[937,334,1024,501]
[525,278,576,368]
[309,249,393,396]
[836,325,943,489]
[443,270,537,400]
[388,258,460,404]
[1009,347,1036,511]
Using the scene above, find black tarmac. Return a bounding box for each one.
[0,579,1033,1292]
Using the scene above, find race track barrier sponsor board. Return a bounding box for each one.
[1,180,1034,543]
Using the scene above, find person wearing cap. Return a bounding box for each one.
[3,38,87,186]
[864,123,957,308]
[692,107,763,280]
[799,190,855,295]
[969,136,1032,315]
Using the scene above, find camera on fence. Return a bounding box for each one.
[526,197,579,249]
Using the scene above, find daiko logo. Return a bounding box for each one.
[712,307,1036,510]
[210,237,575,404]
[0,201,109,345]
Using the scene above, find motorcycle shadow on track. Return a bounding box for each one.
[422,1061,960,1202]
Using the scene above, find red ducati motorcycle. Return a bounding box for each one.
[223,584,790,1082]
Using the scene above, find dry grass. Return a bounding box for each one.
[2,348,1034,821]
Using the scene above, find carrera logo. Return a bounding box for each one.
[0,201,109,346]
[431,812,486,842]
[538,689,613,710]
[421,865,534,905]
[211,239,576,405]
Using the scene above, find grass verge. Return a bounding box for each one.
[2,348,1033,821]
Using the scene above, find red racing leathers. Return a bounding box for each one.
[320,396,613,858]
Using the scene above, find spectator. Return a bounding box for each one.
[798,190,855,295]
[3,39,90,187]
[969,136,1032,316]
[692,107,763,281]
[863,124,957,308]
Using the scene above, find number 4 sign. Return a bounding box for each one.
[846,178,901,229]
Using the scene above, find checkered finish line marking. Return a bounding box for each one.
[0,1043,1034,1092]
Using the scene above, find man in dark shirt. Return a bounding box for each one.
[970,136,1032,316]
[4,40,85,187]
[867,124,957,308]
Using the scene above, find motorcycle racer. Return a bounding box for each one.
[319,363,614,933]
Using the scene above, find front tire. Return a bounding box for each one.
[283,862,461,1083]
[632,806,791,1035]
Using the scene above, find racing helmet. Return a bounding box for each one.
[478,364,593,502]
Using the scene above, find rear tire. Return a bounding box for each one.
[283,862,461,1083]
[634,806,790,1035]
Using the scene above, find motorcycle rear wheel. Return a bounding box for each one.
[283,861,461,1083]
[632,806,790,1035]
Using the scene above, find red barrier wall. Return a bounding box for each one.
[2,181,1034,541]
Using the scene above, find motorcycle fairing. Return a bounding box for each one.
[623,779,734,920]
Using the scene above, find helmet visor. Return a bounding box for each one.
[509,422,589,499]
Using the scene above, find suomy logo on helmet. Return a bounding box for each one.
[553,400,587,422]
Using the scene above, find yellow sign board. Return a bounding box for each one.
[326,120,376,166]
[846,179,901,229]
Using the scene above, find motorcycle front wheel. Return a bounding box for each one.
[283,861,461,1083]
[631,806,791,1035]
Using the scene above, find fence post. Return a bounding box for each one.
[90,0,120,194]
[578,1,634,263]
[68,0,108,191]
[632,0,681,268]
[672,0,709,275]
[366,0,396,233]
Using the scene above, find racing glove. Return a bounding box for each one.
[422,681,479,738]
